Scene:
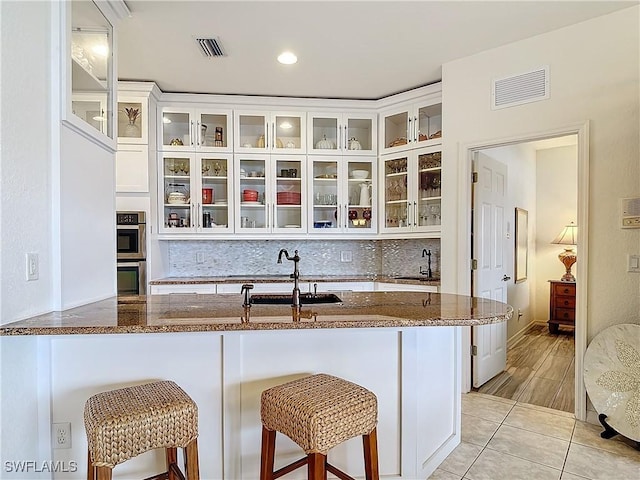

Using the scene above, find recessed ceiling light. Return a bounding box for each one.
[277,51,297,65]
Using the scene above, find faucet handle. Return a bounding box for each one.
[241,283,254,307]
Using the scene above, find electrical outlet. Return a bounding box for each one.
[340,251,352,263]
[52,422,71,449]
[26,253,39,281]
[628,254,640,273]
[196,252,205,263]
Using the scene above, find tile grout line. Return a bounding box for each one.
[561,421,579,478]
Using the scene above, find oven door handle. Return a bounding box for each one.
[117,261,144,268]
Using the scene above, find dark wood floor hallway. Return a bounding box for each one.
[476,323,575,413]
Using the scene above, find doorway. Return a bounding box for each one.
[459,124,589,420]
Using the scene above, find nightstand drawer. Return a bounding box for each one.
[555,297,575,308]
[553,284,576,297]
[554,308,575,321]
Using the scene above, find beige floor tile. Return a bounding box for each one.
[571,420,640,457]
[462,393,514,423]
[438,441,483,476]
[563,443,640,479]
[428,468,463,480]
[560,473,591,480]
[516,401,576,419]
[487,424,570,469]
[465,448,562,480]
[461,414,500,447]
[503,405,575,441]
[466,391,516,405]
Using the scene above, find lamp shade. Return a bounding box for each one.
[551,222,578,246]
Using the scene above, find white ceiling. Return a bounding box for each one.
[118,1,637,100]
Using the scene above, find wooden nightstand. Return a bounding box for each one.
[548,280,576,334]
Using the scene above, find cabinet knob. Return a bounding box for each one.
[563,288,570,294]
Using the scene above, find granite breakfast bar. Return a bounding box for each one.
[0,292,512,480]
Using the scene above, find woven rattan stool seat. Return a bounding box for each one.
[84,380,198,469]
[261,373,377,455]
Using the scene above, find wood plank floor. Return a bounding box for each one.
[476,323,575,412]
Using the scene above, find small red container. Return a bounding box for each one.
[202,188,214,204]
[243,189,259,202]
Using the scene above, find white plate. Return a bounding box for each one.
[284,225,300,228]
[241,201,262,205]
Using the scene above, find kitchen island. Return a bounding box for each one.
[1,292,511,480]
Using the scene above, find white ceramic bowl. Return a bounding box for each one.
[351,169,369,179]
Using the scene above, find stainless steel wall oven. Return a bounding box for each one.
[116,211,146,295]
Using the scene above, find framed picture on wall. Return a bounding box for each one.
[515,207,528,283]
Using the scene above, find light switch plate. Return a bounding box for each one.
[628,254,640,273]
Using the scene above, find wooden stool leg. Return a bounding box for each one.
[363,428,379,480]
[87,449,95,480]
[184,438,200,480]
[95,466,112,480]
[307,453,327,480]
[260,426,276,480]
[166,447,178,480]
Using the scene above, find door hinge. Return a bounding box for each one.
[471,259,478,270]
[472,171,478,183]
[471,345,478,356]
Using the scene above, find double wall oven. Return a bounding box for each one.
[116,211,146,295]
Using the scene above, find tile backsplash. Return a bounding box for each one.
[167,238,440,278]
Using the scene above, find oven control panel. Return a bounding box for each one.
[116,211,145,225]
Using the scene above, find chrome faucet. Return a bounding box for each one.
[277,249,301,307]
[420,249,432,278]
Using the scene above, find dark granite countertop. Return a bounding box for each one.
[0,292,510,336]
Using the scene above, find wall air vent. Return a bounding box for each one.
[195,37,225,57]
[492,66,549,110]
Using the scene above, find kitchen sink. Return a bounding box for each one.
[250,293,342,305]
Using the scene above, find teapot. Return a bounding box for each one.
[359,182,371,206]
[349,137,362,150]
[315,135,334,149]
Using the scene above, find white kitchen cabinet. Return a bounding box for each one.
[234,110,306,154]
[375,282,439,293]
[379,99,442,155]
[307,112,376,155]
[116,144,149,193]
[149,284,217,295]
[380,146,442,235]
[158,152,234,234]
[159,105,232,152]
[216,283,293,294]
[234,153,307,233]
[309,156,377,235]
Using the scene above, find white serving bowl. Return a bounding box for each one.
[351,169,369,179]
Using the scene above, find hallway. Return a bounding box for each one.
[476,324,575,413]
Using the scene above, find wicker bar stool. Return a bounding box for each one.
[84,380,199,480]
[260,373,379,480]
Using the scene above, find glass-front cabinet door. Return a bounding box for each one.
[159,153,195,232]
[380,101,442,155]
[235,111,305,154]
[160,106,232,152]
[310,157,376,234]
[159,153,234,234]
[200,154,233,232]
[380,146,442,234]
[235,154,306,233]
[308,113,376,155]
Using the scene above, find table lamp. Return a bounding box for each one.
[551,222,578,282]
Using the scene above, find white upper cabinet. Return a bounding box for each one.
[234,111,306,154]
[159,106,233,152]
[380,100,442,155]
[307,112,377,155]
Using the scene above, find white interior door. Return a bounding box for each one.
[472,152,508,388]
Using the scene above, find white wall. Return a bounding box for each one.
[1,0,54,322]
[535,146,578,321]
[442,6,640,341]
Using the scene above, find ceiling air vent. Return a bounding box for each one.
[492,66,549,110]
[195,37,225,58]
